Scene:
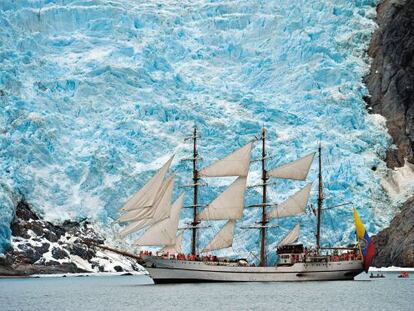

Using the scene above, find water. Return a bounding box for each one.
[0,273,412,311]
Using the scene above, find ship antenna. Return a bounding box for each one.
[316,142,323,251]
[260,127,268,267]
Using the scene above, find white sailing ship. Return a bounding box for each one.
[113,127,366,283]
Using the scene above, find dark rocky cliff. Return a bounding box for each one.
[365,0,414,267]
[373,196,414,267]
[364,0,414,169]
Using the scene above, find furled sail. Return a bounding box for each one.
[160,233,183,254]
[198,177,247,221]
[199,142,253,177]
[267,152,315,180]
[118,175,176,238]
[121,155,174,211]
[278,224,300,247]
[133,194,184,246]
[268,183,312,218]
[201,220,236,253]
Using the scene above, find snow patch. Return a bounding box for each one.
[381,161,414,203]
[369,266,414,272]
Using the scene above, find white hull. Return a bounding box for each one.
[143,256,364,283]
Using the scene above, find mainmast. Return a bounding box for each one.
[316,143,323,250]
[191,126,200,255]
[260,128,268,267]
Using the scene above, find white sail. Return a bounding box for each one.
[278,224,300,247]
[198,177,247,221]
[201,220,236,253]
[116,174,175,224]
[199,142,253,177]
[268,152,315,180]
[268,183,312,219]
[116,207,153,224]
[152,175,176,222]
[118,218,152,239]
[160,233,183,254]
[118,175,176,238]
[132,218,173,246]
[133,194,184,246]
[121,155,174,211]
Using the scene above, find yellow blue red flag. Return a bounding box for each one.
[353,208,375,272]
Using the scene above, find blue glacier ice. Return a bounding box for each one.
[0,0,392,258]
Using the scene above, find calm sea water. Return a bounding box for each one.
[0,272,412,311]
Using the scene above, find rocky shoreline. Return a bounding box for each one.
[0,201,144,277]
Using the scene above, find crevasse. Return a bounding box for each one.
[0,0,390,256]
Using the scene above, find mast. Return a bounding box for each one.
[316,143,323,250]
[260,128,268,267]
[191,126,199,255]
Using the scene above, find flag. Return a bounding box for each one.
[353,208,375,273]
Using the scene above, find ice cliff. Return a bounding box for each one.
[0,0,391,258]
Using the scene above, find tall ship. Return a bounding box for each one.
[112,127,374,283]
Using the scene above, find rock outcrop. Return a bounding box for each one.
[0,201,144,276]
[364,0,414,169]
[373,196,414,267]
[364,0,414,267]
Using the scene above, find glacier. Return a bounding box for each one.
[0,0,392,259]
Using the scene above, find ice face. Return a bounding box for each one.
[0,0,390,256]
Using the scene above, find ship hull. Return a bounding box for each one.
[143,257,364,283]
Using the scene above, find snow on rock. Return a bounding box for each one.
[1,201,145,275]
[381,161,414,204]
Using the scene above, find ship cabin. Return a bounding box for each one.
[276,243,305,266]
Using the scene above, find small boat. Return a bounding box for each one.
[398,271,409,278]
[369,272,385,278]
